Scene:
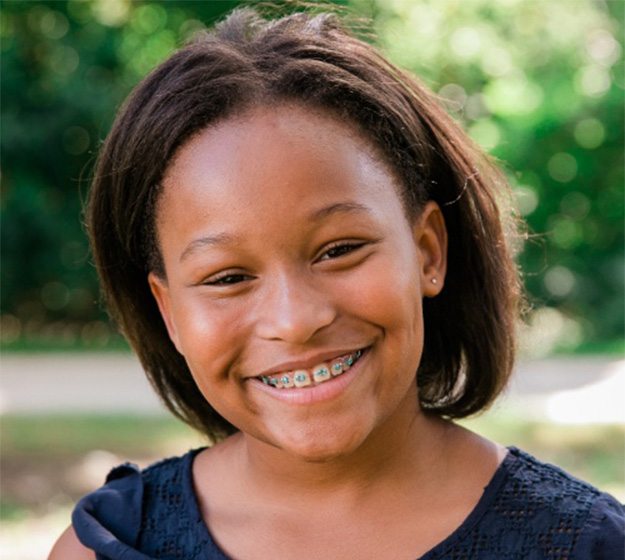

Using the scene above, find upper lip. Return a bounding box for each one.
[251,347,366,378]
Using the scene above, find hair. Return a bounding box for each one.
[87,6,522,441]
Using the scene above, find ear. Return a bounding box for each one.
[148,272,183,354]
[413,201,448,298]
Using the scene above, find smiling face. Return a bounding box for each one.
[149,104,447,461]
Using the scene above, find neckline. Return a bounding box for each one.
[418,446,520,559]
[182,446,521,560]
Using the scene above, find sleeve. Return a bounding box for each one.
[71,463,154,560]
[574,492,625,560]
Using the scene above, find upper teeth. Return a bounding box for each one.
[260,349,362,389]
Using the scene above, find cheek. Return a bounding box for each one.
[340,254,423,335]
[170,295,249,376]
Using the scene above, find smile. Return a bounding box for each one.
[258,349,364,389]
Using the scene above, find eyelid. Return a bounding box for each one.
[200,270,252,287]
[317,240,368,261]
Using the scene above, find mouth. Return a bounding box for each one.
[256,348,366,390]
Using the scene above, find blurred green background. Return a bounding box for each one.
[1,0,623,355]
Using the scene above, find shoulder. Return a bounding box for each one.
[68,449,205,559]
[574,491,625,559]
[496,448,624,558]
[503,447,620,509]
[48,525,95,560]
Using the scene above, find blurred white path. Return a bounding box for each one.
[1,353,624,424]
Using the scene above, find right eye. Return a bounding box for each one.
[203,273,251,286]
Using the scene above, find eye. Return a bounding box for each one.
[203,273,251,286]
[318,242,366,261]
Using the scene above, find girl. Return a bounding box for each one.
[50,7,623,560]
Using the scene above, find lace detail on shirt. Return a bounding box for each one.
[126,447,621,560]
[138,452,214,559]
[425,448,601,560]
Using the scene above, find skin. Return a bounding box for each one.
[50,104,505,560]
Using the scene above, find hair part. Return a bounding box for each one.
[87,7,522,440]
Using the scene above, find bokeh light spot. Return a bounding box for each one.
[464,94,490,120]
[549,215,583,249]
[438,83,467,112]
[515,185,539,216]
[41,282,70,311]
[575,65,611,97]
[586,29,621,67]
[481,47,514,77]
[0,315,22,344]
[41,10,69,40]
[49,46,80,76]
[548,152,578,183]
[560,191,591,220]
[179,19,206,41]
[574,118,605,149]
[132,4,168,35]
[483,76,543,116]
[468,119,501,151]
[544,266,576,298]
[92,0,129,27]
[450,26,482,59]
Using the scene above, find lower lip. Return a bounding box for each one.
[248,349,368,405]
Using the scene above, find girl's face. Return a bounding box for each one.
[149,104,447,461]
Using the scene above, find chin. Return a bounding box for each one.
[276,421,369,463]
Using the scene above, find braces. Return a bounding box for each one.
[260,349,363,388]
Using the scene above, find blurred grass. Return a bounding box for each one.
[0,335,131,353]
[1,414,200,455]
[1,414,204,523]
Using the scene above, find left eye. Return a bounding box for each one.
[319,242,365,261]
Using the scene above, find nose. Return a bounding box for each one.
[255,270,336,344]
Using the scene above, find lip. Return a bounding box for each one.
[247,347,369,405]
[252,347,367,378]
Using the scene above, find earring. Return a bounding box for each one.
[431,277,438,285]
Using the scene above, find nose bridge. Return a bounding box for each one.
[256,266,335,343]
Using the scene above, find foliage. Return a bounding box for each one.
[1,0,623,352]
[353,0,624,352]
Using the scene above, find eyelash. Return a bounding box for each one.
[318,241,366,261]
[203,273,250,286]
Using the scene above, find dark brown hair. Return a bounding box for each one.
[87,7,522,440]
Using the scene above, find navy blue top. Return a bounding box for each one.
[73,447,624,559]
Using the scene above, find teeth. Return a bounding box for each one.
[259,349,363,389]
[312,365,331,384]
[330,359,344,376]
[293,370,311,387]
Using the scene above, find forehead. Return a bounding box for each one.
[162,103,394,187]
[157,104,406,244]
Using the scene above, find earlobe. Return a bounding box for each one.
[413,201,448,298]
[148,272,183,353]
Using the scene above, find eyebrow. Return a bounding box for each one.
[308,201,372,221]
[179,202,372,263]
[179,232,239,263]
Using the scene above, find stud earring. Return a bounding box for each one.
[431,277,438,285]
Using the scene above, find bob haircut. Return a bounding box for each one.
[87,7,522,440]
